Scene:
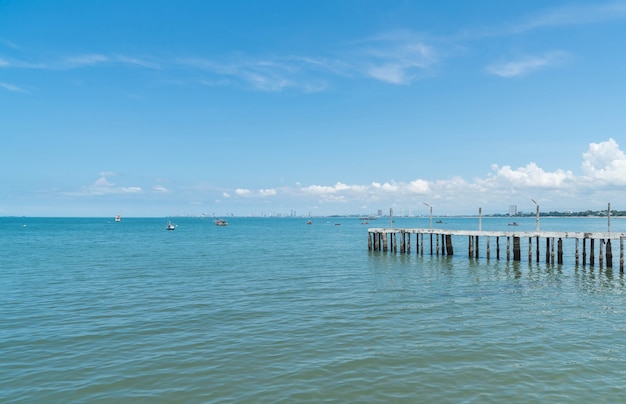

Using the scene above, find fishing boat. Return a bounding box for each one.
[306,220,312,225]
[508,222,519,226]
[215,219,228,226]
[115,215,121,222]
[166,221,175,230]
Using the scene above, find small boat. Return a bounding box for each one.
[115,215,121,222]
[508,222,519,226]
[215,219,228,226]
[166,221,175,230]
[306,220,312,225]
[435,220,444,224]
[361,221,369,225]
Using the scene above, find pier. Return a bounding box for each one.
[367,228,626,272]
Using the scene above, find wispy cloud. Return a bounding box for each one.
[512,2,626,33]
[486,51,568,77]
[69,174,143,196]
[0,81,27,93]
[353,31,438,84]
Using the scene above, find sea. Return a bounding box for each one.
[2,215,626,403]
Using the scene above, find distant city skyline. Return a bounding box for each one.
[2,1,626,217]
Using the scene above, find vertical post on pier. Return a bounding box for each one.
[420,233,424,255]
[606,239,612,268]
[557,238,563,264]
[383,232,388,252]
[506,236,511,261]
[368,232,372,251]
[536,236,540,263]
[599,239,604,267]
[619,236,624,273]
[446,234,453,255]
[575,239,579,266]
[475,236,479,258]
[374,232,379,251]
[486,236,491,260]
[496,237,500,260]
[469,235,474,258]
[407,233,411,254]
[528,237,532,263]
[590,239,595,266]
[513,236,521,261]
[545,238,550,263]
[436,234,440,256]
[583,238,587,266]
[551,237,555,265]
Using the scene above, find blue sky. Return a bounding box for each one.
[2,0,626,217]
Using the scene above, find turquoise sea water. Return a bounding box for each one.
[2,216,626,403]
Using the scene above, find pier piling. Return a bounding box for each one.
[368,227,626,271]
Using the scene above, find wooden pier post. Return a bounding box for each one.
[513,236,521,261]
[407,233,411,254]
[557,238,563,264]
[468,235,473,258]
[583,238,587,266]
[551,237,555,265]
[475,236,479,259]
[436,234,440,256]
[496,237,500,260]
[545,238,550,263]
[606,239,612,268]
[535,236,540,263]
[486,236,491,260]
[382,232,388,252]
[619,236,624,273]
[368,232,372,251]
[599,239,604,267]
[528,237,532,263]
[590,239,595,266]
[446,234,453,255]
[575,238,579,266]
[506,236,511,261]
[420,233,424,255]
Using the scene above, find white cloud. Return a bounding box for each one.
[69,174,143,196]
[581,138,626,184]
[513,2,626,33]
[487,52,568,78]
[235,188,251,196]
[64,54,109,67]
[154,185,169,193]
[489,162,574,187]
[359,32,437,84]
[259,189,277,197]
[0,82,27,93]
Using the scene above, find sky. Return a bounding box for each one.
[2,0,626,217]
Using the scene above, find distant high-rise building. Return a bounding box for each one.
[509,205,517,216]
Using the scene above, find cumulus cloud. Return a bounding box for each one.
[581,138,626,184]
[235,188,251,196]
[489,162,574,187]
